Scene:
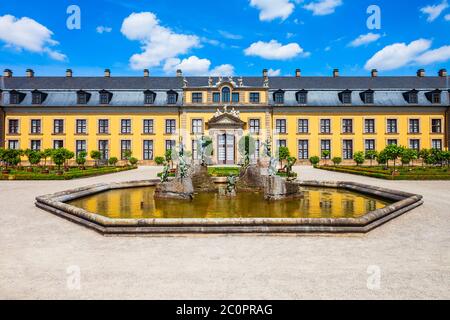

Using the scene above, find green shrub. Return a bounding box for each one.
[309,156,320,166]
[129,157,138,166]
[331,157,342,166]
[90,150,101,166]
[108,157,118,166]
[353,151,365,166]
[278,146,290,169]
[155,156,165,165]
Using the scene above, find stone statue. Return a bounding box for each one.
[198,135,212,166]
[238,77,243,87]
[268,156,278,176]
[160,163,170,182]
[226,175,237,195]
[183,77,188,88]
[284,157,297,181]
[262,138,272,158]
[208,76,213,87]
[177,143,189,179]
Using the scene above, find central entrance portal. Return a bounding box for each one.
[218,134,235,164]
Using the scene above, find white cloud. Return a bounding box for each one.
[415,45,450,64]
[420,0,449,22]
[163,55,234,76]
[268,68,281,76]
[0,14,66,61]
[445,13,450,20]
[250,0,295,21]
[96,26,112,34]
[218,30,243,40]
[303,0,342,16]
[364,39,450,71]
[121,12,200,70]
[349,33,381,47]
[244,40,308,60]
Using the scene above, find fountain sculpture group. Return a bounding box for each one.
[154,137,301,201]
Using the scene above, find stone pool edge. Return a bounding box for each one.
[35,179,423,235]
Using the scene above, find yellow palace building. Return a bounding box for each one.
[0,67,449,165]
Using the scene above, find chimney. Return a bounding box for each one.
[295,69,301,78]
[438,69,447,77]
[3,69,12,78]
[371,69,378,77]
[417,69,425,77]
[104,69,111,77]
[333,69,339,78]
[66,69,73,77]
[26,69,35,78]
[176,69,183,77]
[263,68,268,78]
[144,69,149,77]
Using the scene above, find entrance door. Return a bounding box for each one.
[218,134,235,164]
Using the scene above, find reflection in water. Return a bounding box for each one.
[69,186,391,220]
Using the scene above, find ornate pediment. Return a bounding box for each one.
[207,112,245,129]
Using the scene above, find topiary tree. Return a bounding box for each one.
[90,150,101,167]
[365,150,378,167]
[62,149,74,171]
[321,150,331,165]
[384,144,403,172]
[0,149,22,172]
[377,150,388,169]
[418,149,430,167]
[278,146,290,169]
[76,151,87,169]
[332,157,342,166]
[400,148,418,166]
[442,150,450,168]
[41,148,53,169]
[353,151,365,166]
[26,149,42,170]
[309,156,320,166]
[155,156,165,165]
[129,157,138,167]
[51,148,66,174]
[108,156,118,167]
[123,150,132,161]
[165,149,173,169]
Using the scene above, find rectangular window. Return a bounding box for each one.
[165,119,176,134]
[144,93,154,105]
[100,93,109,104]
[364,119,375,133]
[76,119,87,134]
[342,119,353,133]
[8,140,19,149]
[365,139,375,152]
[387,119,398,134]
[121,119,132,134]
[364,92,374,104]
[320,119,331,134]
[297,92,307,104]
[249,119,260,134]
[298,119,309,134]
[387,139,398,146]
[298,140,309,160]
[342,140,353,160]
[409,92,418,104]
[432,139,442,150]
[8,119,19,134]
[53,119,64,134]
[342,92,352,104]
[30,140,41,151]
[321,140,331,159]
[32,93,42,105]
[75,140,87,157]
[165,140,176,151]
[120,140,131,160]
[431,119,442,133]
[143,119,154,134]
[77,93,87,104]
[249,92,260,103]
[98,119,109,134]
[409,119,420,133]
[432,93,441,104]
[98,140,109,160]
[143,140,153,160]
[31,119,41,134]
[251,139,260,161]
[232,92,240,103]
[213,92,220,103]
[53,140,64,149]
[409,139,420,151]
[274,92,284,104]
[192,93,203,103]
[276,119,287,134]
[192,119,203,134]
[10,93,19,105]
[277,139,287,148]
[167,93,177,104]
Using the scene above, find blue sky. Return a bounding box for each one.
[0,0,449,77]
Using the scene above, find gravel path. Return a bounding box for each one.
[0,166,449,299]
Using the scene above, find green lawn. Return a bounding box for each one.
[316,165,450,180]
[0,166,136,180]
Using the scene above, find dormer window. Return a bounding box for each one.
[339,90,352,104]
[9,90,26,105]
[32,92,42,104]
[77,90,91,104]
[360,90,374,104]
[167,90,178,104]
[222,87,230,103]
[424,89,441,104]
[99,90,112,105]
[296,90,308,104]
[274,90,284,104]
[403,90,418,104]
[144,90,156,104]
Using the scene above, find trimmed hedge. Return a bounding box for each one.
[316,165,450,180]
[0,166,136,180]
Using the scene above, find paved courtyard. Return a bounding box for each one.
[0,166,449,299]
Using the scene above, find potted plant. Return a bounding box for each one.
[41,148,53,174]
[76,151,88,170]
[26,150,42,172]
[51,148,66,175]
[129,157,138,167]
[321,150,331,166]
[1,149,22,174]
[155,156,165,166]
[278,146,290,171]
[331,157,342,166]
[90,150,101,168]
[365,150,378,167]
[108,157,118,167]
[353,151,365,166]
[309,156,320,166]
